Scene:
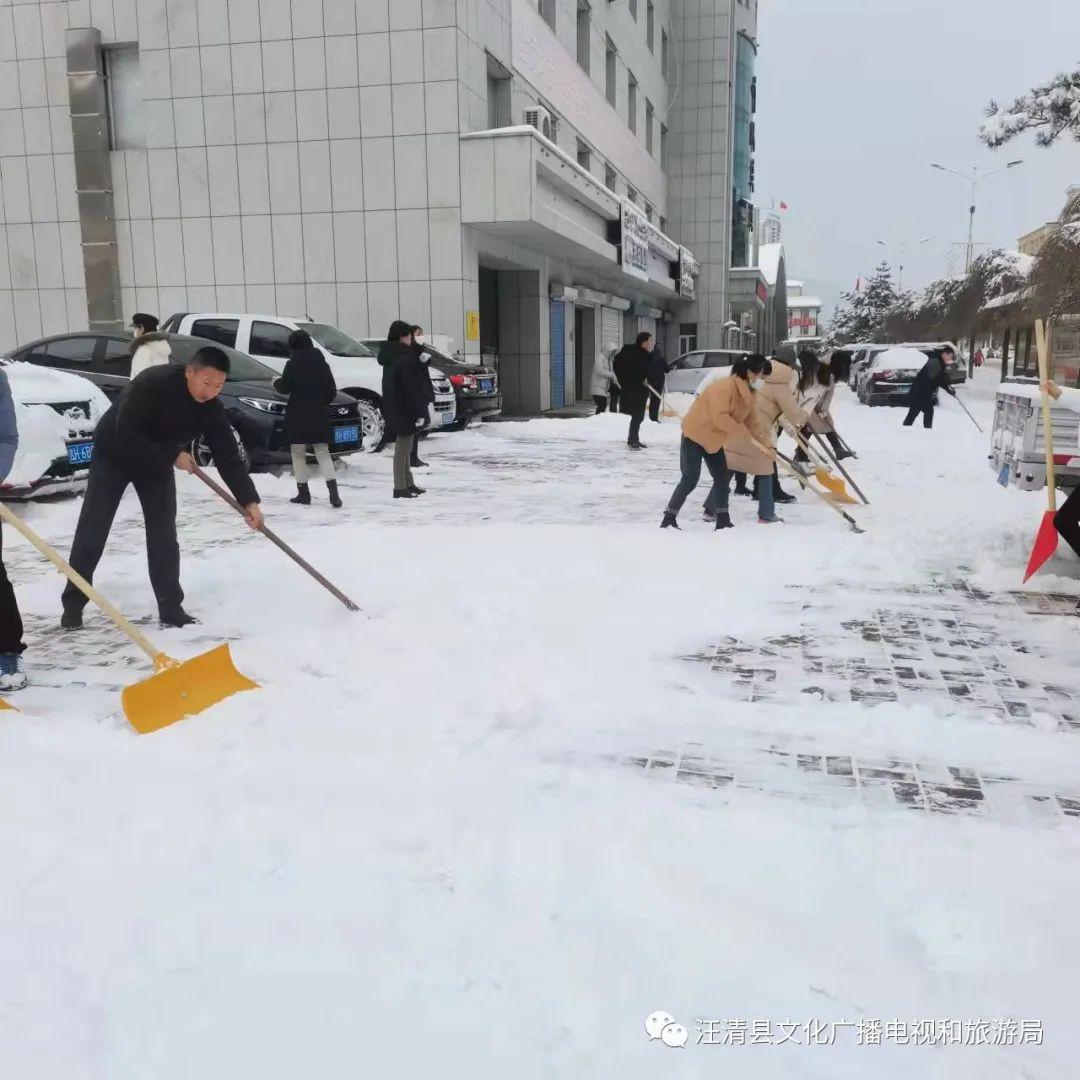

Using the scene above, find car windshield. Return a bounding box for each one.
[299,323,374,357]
[166,335,277,382]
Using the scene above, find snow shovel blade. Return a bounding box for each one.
[813,467,857,504]
[0,698,17,711]
[1023,511,1059,584]
[121,644,258,735]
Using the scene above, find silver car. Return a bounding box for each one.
[665,349,746,395]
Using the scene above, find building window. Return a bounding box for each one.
[604,163,616,191]
[659,214,667,233]
[660,122,668,169]
[627,71,637,134]
[679,323,698,354]
[486,53,512,128]
[576,139,591,171]
[629,0,637,20]
[661,29,668,79]
[605,36,617,107]
[645,99,654,153]
[647,1,655,52]
[577,1,590,72]
[645,203,653,223]
[626,185,637,205]
[539,0,556,31]
[104,46,143,150]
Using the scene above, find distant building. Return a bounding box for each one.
[1017,223,1058,257]
[759,211,783,246]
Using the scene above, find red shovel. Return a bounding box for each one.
[1023,319,1058,582]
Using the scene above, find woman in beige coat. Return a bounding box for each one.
[719,358,810,523]
[661,355,769,531]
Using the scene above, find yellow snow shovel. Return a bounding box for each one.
[0,500,257,734]
[781,423,858,505]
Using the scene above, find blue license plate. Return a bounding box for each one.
[480,379,493,393]
[441,411,455,426]
[998,464,1010,487]
[333,425,359,444]
[67,441,93,465]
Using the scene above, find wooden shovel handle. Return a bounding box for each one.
[192,467,360,612]
[0,499,165,664]
[1035,319,1056,512]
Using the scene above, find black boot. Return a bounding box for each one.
[327,479,342,508]
[775,489,797,504]
[661,511,680,529]
[411,454,429,468]
[159,605,198,628]
[407,484,426,495]
[714,511,733,530]
[61,607,83,631]
[291,482,311,505]
[393,489,417,499]
[827,432,854,460]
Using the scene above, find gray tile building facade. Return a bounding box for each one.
[0,0,757,414]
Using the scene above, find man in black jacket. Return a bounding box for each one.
[61,346,264,630]
[647,342,668,423]
[613,332,654,449]
[903,346,957,429]
[379,321,429,498]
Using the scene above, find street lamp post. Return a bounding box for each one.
[876,237,931,292]
[930,160,1023,273]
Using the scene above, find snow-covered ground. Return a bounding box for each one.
[3,368,1079,1079]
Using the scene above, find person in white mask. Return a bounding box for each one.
[590,343,619,414]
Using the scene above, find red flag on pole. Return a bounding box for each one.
[779,201,789,210]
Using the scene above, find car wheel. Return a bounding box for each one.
[351,396,385,444]
[191,424,248,469]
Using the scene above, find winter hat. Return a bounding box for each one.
[387,320,413,342]
[288,329,313,350]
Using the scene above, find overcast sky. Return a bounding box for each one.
[754,0,1080,318]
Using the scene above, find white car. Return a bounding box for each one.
[666,349,745,395]
[0,360,111,499]
[162,313,457,440]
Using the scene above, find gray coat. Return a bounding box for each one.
[0,370,18,482]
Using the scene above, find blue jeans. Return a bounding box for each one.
[668,438,730,515]
[757,474,775,520]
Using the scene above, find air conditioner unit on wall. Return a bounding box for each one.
[523,105,553,140]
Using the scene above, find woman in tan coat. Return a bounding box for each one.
[719,358,810,523]
[661,355,770,531]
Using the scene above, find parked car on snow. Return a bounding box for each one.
[990,380,1080,492]
[359,338,500,426]
[855,347,933,407]
[163,313,456,439]
[901,341,967,385]
[665,349,745,395]
[0,360,111,499]
[4,331,365,471]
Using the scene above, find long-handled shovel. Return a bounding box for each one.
[953,392,984,434]
[750,439,866,535]
[780,423,858,505]
[0,500,257,734]
[192,466,360,612]
[811,430,870,506]
[1023,319,1058,582]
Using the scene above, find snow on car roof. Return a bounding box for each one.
[872,347,930,368]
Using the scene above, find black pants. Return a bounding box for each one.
[62,454,182,614]
[648,390,663,422]
[903,399,934,428]
[627,408,645,446]
[593,394,609,415]
[609,387,620,414]
[1055,485,1080,560]
[0,522,25,654]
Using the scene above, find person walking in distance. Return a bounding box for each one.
[661,355,770,531]
[274,329,341,508]
[0,370,28,691]
[647,340,669,423]
[613,332,654,449]
[60,347,264,630]
[903,346,957,429]
[591,342,618,414]
[379,321,429,499]
[410,325,435,469]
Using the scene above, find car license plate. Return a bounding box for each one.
[67,441,93,465]
[998,464,1010,487]
[480,379,493,393]
[441,411,455,426]
[333,425,359,444]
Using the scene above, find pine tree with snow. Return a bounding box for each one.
[980,68,1080,148]
[829,262,898,344]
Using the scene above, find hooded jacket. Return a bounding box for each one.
[724,361,810,475]
[129,332,172,379]
[681,373,768,456]
[590,347,617,396]
[273,344,337,445]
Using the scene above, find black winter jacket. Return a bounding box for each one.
[273,346,337,445]
[95,364,259,506]
[380,341,430,435]
[613,345,651,409]
[909,355,956,404]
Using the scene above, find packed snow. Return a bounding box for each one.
[2,367,1079,1078]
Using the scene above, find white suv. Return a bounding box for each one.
[162,313,457,441]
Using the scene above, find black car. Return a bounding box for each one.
[6,332,365,470]
[360,339,502,426]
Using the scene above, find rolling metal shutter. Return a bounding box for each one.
[550,300,566,409]
[600,306,623,351]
